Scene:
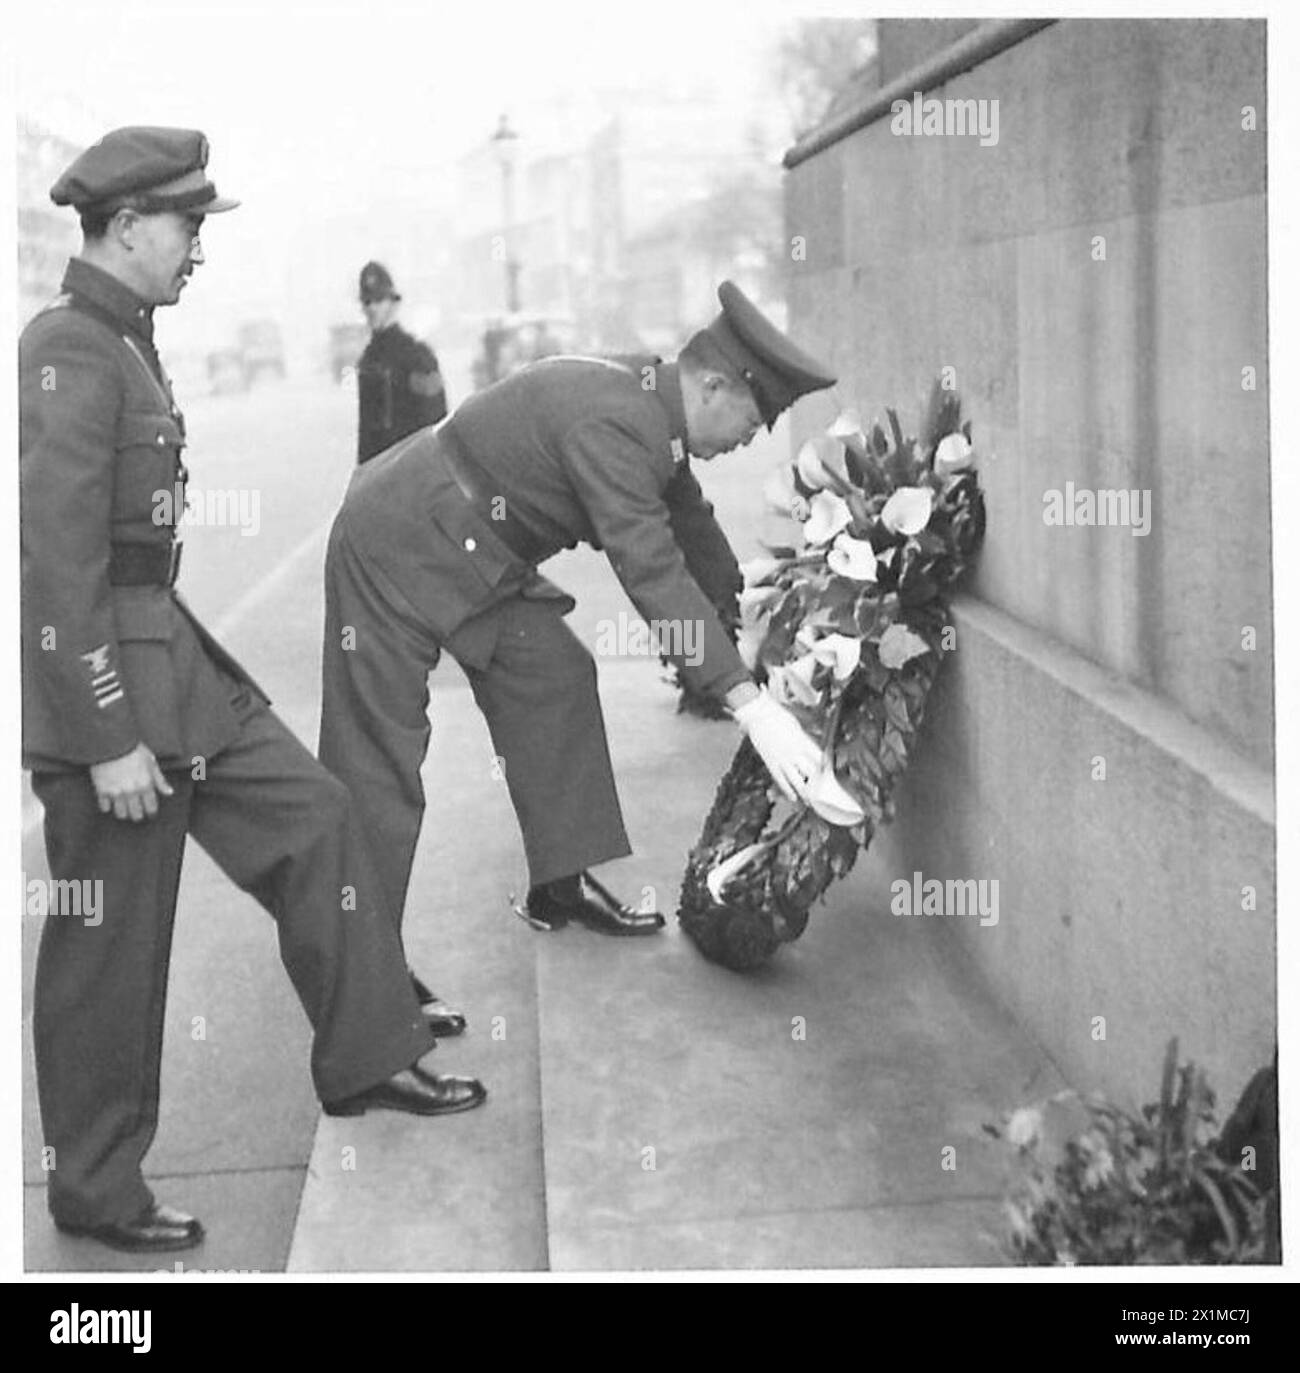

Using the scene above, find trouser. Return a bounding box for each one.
[31,676,434,1229]
[318,514,631,928]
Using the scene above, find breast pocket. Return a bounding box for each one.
[114,411,185,528]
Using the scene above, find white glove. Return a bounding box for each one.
[732,690,824,803]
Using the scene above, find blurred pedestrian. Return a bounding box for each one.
[356,260,446,462]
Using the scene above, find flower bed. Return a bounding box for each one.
[677,380,986,970]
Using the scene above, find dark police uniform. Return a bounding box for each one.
[356,261,446,463]
[21,129,433,1234]
[319,284,836,930]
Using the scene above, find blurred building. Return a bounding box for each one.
[444,84,788,363]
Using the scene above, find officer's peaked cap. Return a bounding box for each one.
[689,280,836,430]
[50,127,239,215]
[359,261,400,303]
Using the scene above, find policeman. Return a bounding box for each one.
[21,128,484,1257]
[319,281,834,941]
[356,260,447,462]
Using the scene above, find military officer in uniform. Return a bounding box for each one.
[356,260,447,463]
[20,128,484,1257]
[319,281,835,945]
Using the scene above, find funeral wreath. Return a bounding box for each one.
[677,379,986,970]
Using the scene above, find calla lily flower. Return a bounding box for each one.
[827,531,878,581]
[738,585,781,624]
[768,653,821,707]
[803,491,852,545]
[796,435,846,491]
[762,464,805,519]
[809,632,861,681]
[935,432,975,474]
[706,842,769,903]
[877,622,931,670]
[880,485,934,536]
[740,557,783,587]
[806,766,866,826]
[827,408,868,455]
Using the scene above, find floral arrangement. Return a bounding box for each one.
[986,1041,1276,1265]
[677,379,985,970]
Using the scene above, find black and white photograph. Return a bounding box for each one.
[4,0,1295,1304]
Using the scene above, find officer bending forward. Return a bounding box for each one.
[319,281,834,957]
[21,129,485,1258]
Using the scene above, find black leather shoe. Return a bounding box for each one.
[422,997,467,1038]
[409,970,467,1036]
[55,1202,204,1254]
[323,1063,487,1117]
[522,871,665,936]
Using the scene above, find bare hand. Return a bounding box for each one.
[89,743,175,822]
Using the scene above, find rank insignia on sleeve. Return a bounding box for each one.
[81,644,125,708]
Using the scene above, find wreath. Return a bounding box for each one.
[677,379,987,970]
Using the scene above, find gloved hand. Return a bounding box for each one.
[732,690,824,803]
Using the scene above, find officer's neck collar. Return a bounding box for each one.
[652,361,689,458]
[63,258,154,343]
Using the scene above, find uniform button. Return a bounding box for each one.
[156,433,167,445]
[463,537,477,552]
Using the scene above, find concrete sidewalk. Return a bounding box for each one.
[286,549,1066,1272]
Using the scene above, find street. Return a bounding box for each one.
[22,375,1059,1272]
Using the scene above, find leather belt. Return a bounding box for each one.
[109,541,183,587]
[436,423,551,565]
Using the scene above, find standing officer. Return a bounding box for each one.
[319,281,834,943]
[21,129,484,1257]
[356,260,447,463]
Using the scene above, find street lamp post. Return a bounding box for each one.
[491,113,521,315]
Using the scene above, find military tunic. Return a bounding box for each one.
[21,260,433,1230]
[356,322,446,463]
[319,355,750,917]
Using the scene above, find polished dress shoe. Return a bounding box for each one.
[521,871,665,936]
[55,1201,204,1254]
[409,969,467,1037]
[323,1063,487,1117]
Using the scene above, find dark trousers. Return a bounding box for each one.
[319,516,631,926]
[31,678,434,1229]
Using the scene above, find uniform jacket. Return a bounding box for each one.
[20,258,263,772]
[356,323,446,463]
[339,355,750,699]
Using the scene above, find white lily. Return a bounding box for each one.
[706,842,770,903]
[826,531,878,581]
[880,485,934,536]
[827,407,868,455]
[740,557,783,587]
[738,585,781,625]
[803,491,852,545]
[796,435,847,491]
[810,632,861,681]
[784,652,821,705]
[806,765,866,827]
[877,622,931,670]
[935,431,975,475]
